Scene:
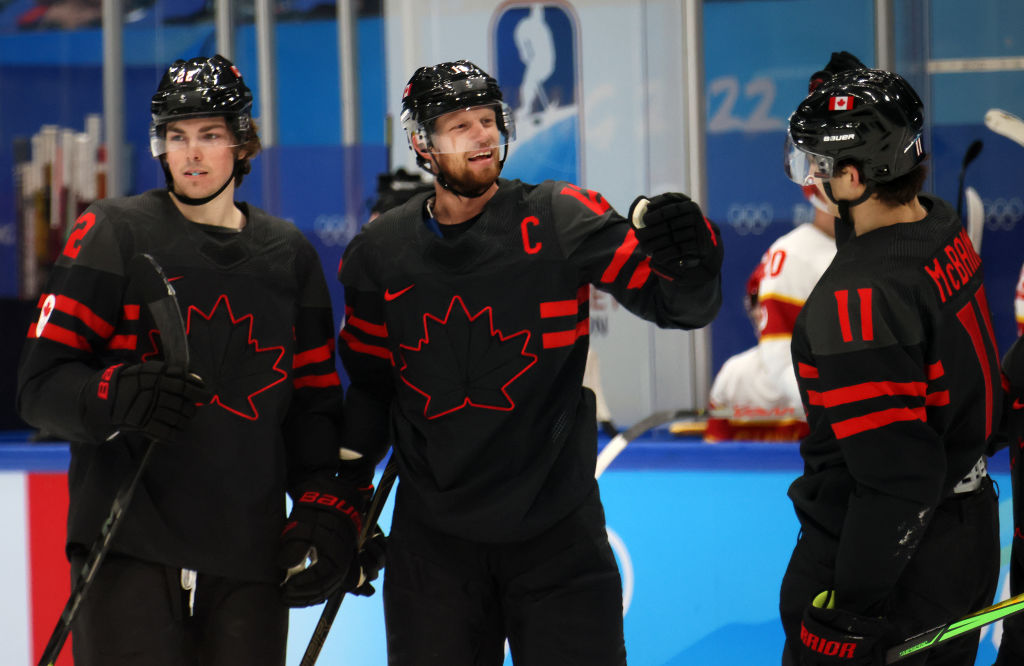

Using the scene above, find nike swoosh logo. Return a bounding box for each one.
[1014,397,1024,410]
[384,284,414,301]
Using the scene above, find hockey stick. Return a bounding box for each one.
[595,409,702,478]
[956,139,983,220]
[299,454,400,666]
[885,592,1024,663]
[964,186,984,253]
[985,108,1024,149]
[38,254,188,666]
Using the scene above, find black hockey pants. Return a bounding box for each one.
[69,552,287,666]
[779,477,999,666]
[383,486,627,665]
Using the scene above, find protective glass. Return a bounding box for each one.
[149,113,243,157]
[407,102,516,155]
[783,132,835,185]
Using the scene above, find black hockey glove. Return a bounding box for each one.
[799,592,895,665]
[81,361,211,442]
[629,193,723,282]
[278,475,371,607]
[347,524,387,597]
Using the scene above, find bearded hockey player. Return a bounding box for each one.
[17,55,363,665]
[778,68,1002,665]
[334,59,722,664]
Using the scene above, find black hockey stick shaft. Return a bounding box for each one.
[38,254,188,666]
[956,139,983,219]
[885,592,1024,663]
[300,454,400,666]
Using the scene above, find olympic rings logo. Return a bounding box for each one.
[725,202,773,235]
[313,214,360,247]
[983,197,1024,232]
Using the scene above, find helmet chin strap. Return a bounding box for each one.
[430,144,508,200]
[162,158,239,207]
[823,180,875,229]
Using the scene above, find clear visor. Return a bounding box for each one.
[149,112,243,157]
[784,132,835,185]
[405,102,516,155]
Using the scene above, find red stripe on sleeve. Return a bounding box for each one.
[831,406,926,438]
[798,363,819,378]
[927,361,944,380]
[600,229,639,284]
[925,390,950,407]
[122,304,141,320]
[293,373,342,389]
[819,380,926,408]
[339,329,393,362]
[293,342,333,368]
[577,284,589,305]
[346,315,388,339]
[27,322,92,351]
[540,300,578,318]
[627,257,652,289]
[542,319,589,349]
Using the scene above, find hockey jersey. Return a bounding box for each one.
[788,195,1002,615]
[338,179,721,542]
[707,222,835,441]
[17,190,343,582]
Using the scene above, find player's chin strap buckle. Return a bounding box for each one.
[952,456,987,495]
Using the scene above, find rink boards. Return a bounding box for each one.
[0,435,1014,666]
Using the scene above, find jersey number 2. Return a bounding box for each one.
[62,212,97,259]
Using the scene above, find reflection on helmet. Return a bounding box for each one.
[400,60,515,169]
[149,54,253,158]
[785,69,925,186]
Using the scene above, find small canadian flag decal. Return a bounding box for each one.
[829,96,854,111]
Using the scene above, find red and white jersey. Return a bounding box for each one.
[706,222,835,441]
[1015,261,1024,337]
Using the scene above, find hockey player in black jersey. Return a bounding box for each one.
[778,69,1002,665]
[334,60,722,664]
[17,55,367,666]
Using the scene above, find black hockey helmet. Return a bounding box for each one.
[149,54,253,157]
[400,60,515,170]
[785,68,925,187]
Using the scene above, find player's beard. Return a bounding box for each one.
[434,152,501,197]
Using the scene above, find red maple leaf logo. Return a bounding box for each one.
[399,295,537,419]
[144,294,287,420]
